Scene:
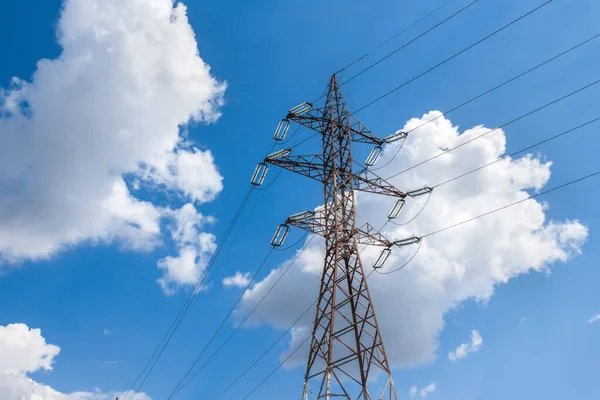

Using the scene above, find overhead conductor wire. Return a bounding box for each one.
[123,185,255,400]
[336,0,458,74]
[169,235,317,398]
[385,77,600,181]
[354,0,554,113]
[371,31,600,170]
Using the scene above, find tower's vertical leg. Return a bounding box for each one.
[302,75,398,400]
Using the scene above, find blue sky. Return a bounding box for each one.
[1,0,599,399]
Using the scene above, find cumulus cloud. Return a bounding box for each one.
[588,314,600,324]
[157,204,217,294]
[0,323,149,400]
[448,330,482,361]
[235,111,588,367]
[222,272,252,288]
[0,0,225,291]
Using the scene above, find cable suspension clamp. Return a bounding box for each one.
[273,119,291,141]
[288,102,312,116]
[407,186,433,197]
[373,248,392,269]
[387,199,405,220]
[251,162,269,186]
[365,146,383,167]
[266,148,292,160]
[393,236,421,247]
[383,131,408,144]
[271,224,290,247]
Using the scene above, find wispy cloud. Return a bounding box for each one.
[410,383,436,399]
[222,271,252,288]
[105,360,122,365]
[449,330,483,361]
[587,314,600,324]
[103,329,112,336]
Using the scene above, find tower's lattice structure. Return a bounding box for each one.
[254,75,425,400]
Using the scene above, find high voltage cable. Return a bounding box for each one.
[336,0,458,74]
[340,0,479,85]
[372,31,600,169]
[122,186,255,400]
[167,235,317,398]
[422,170,600,238]
[235,170,600,398]
[433,116,600,188]
[165,246,277,399]
[385,77,600,180]
[214,298,317,400]
[353,0,554,113]
[312,0,473,104]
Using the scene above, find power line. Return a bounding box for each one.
[372,31,600,169]
[214,298,316,400]
[167,235,317,398]
[340,0,478,85]
[165,246,277,399]
[354,0,554,113]
[433,116,600,188]
[336,0,458,74]
[422,170,600,238]
[385,77,600,180]
[123,186,255,400]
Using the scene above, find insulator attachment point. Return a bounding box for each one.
[271,224,290,247]
[365,146,383,167]
[387,199,405,220]
[288,210,315,223]
[393,236,421,247]
[383,131,408,144]
[266,148,292,160]
[373,248,392,269]
[407,186,433,197]
[251,163,269,186]
[274,119,291,141]
[288,102,312,116]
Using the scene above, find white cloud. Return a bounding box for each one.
[410,385,418,398]
[448,330,482,361]
[0,0,225,292]
[223,272,252,288]
[410,383,436,399]
[235,112,588,367]
[103,329,111,337]
[0,323,150,400]
[588,314,600,324]
[157,204,217,294]
[420,383,436,398]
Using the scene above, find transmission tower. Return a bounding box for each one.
[253,74,425,400]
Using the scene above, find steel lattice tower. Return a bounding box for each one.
[260,74,420,400]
